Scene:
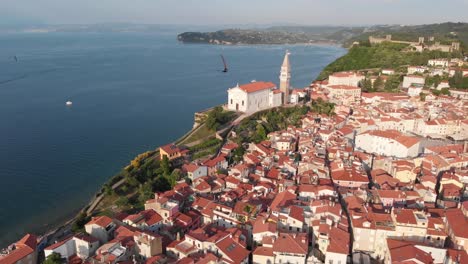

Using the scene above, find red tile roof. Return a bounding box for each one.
[0,234,37,264]
[364,130,420,148]
[160,144,182,155]
[387,239,434,264]
[273,233,308,255]
[327,85,361,90]
[86,215,113,228]
[253,246,274,257]
[445,208,468,239]
[215,236,250,263]
[238,82,276,93]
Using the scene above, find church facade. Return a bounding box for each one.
[227,82,282,114]
[227,51,291,114]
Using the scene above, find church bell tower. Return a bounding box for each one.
[279,50,291,104]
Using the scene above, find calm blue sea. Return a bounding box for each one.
[0,31,346,246]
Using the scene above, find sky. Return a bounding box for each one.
[1,0,468,26]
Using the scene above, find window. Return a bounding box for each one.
[230,99,233,104]
[242,100,244,106]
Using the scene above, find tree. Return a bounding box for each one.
[361,78,373,92]
[449,70,464,87]
[419,92,426,102]
[440,88,451,95]
[116,196,130,208]
[449,70,468,89]
[44,252,62,264]
[72,212,90,233]
[233,146,245,163]
[373,76,384,91]
[170,169,182,181]
[103,184,114,196]
[384,75,401,92]
[138,181,154,203]
[425,75,442,89]
[254,124,267,143]
[153,175,172,192]
[205,106,232,131]
[161,156,171,176]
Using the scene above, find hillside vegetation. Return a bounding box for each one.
[345,22,468,50]
[178,27,366,45]
[317,42,462,80]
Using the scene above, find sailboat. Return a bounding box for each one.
[13,56,18,62]
[220,55,228,73]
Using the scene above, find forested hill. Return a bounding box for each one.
[178,22,468,48]
[177,27,366,45]
[345,22,468,49]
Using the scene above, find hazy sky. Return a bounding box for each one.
[1,0,468,26]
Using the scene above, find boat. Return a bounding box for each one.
[66,101,73,106]
[220,55,228,73]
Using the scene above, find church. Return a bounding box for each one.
[227,51,291,114]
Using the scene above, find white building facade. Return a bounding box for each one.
[227,82,282,114]
[355,130,421,158]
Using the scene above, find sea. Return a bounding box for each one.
[0,30,346,246]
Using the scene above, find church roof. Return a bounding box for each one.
[238,82,276,93]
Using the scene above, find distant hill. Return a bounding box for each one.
[345,22,468,50]
[177,26,366,45]
[178,22,468,49]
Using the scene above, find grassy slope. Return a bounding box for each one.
[317,42,462,80]
[345,22,468,50]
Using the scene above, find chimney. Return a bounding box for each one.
[464,141,468,153]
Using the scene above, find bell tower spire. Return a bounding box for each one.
[279,50,291,104]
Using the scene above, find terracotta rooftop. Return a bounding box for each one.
[237,81,276,93]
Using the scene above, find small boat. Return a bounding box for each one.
[66,101,73,106]
[220,55,228,73]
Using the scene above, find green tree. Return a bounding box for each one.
[103,184,114,196]
[116,196,129,208]
[361,78,373,92]
[138,181,154,204]
[419,92,427,101]
[244,205,253,213]
[373,76,384,91]
[161,156,171,176]
[205,106,233,131]
[71,212,90,233]
[170,169,181,181]
[254,124,267,143]
[153,175,172,192]
[440,88,451,95]
[44,252,62,264]
[233,146,245,163]
[425,75,442,89]
[384,75,401,92]
[449,70,468,89]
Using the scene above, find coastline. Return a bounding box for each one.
[177,40,344,47]
[25,112,217,248]
[0,40,347,249]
